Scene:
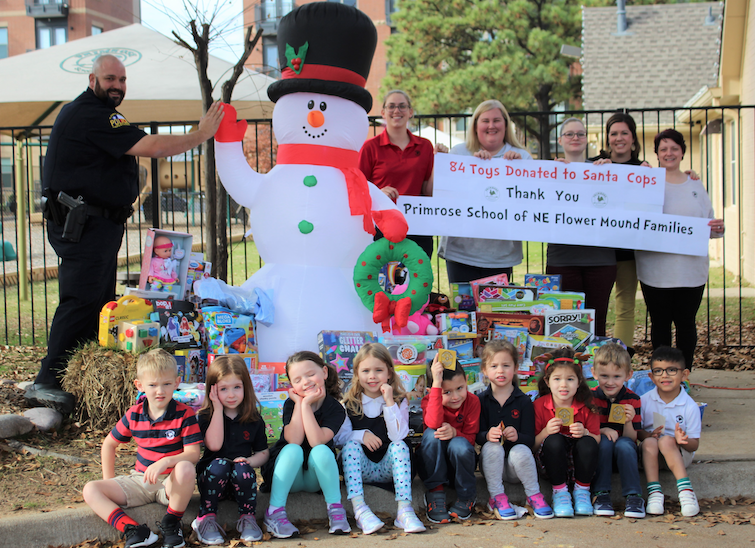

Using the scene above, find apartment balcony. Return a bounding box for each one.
[25,0,69,18]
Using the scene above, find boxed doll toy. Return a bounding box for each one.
[202,305,256,354]
[543,309,595,352]
[524,274,562,293]
[154,299,203,349]
[318,330,376,389]
[435,311,477,339]
[139,228,193,298]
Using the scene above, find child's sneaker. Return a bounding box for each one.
[592,492,615,516]
[237,514,263,542]
[646,492,665,515]
[157,518,185,548]
[488,493,517,520]
[573,490,593,516]
[354,504,384,535]
[624,495,646,519]
[424,491,450,524]
[552,490,574,518]
[264,507,299,539]
[526,493,554,519]
[394,507,426,533]
[326,502,351,534]
[679,490,700,517]
[448,499,474,520]
[122,523,158,548]
[191,515,225,545]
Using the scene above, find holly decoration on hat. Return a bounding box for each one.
[285,42,309,74]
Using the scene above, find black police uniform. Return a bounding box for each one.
[37,88,146,386]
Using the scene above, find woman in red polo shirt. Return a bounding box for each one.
[358,90,435,258]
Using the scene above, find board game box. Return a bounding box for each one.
[543,309,595,352]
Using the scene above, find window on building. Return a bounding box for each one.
[0,28,8,59]
[328,0,357,7]
[262,36,280,78]
[385,0,398,25]
[92,26,103,35]
[36,19,67,49]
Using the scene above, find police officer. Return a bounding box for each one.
[25,54,224,413]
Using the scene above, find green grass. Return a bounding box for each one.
[2,238,752,346]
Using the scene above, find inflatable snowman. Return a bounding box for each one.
[214,3,408,364]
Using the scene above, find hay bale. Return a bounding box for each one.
[62,342,139,430]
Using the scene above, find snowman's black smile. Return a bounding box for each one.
[303,126,328,139]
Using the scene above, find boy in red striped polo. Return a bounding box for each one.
[83,349,202,548]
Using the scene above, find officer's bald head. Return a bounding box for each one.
[89,55,127,106]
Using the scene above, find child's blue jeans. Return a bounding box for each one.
[593,434,641,496]
[418,428,476,501]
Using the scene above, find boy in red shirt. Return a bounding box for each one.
[419,354,480,523]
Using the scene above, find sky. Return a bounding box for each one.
[140,0,245,63]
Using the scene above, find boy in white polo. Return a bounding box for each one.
[637,347,701,517]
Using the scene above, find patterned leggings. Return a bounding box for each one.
[341,440,413,501]
[198,457,257,517]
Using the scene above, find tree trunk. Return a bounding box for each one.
[535,84,552,160]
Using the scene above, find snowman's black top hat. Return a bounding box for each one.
[266,2,377,112]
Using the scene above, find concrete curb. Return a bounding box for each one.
[2,460,754,548]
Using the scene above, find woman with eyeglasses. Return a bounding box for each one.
[437,100,531,284]
[635,129,724,369]
[546,118,616,337]
[358,90,436,259]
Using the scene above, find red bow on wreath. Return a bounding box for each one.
[373,292,412,333]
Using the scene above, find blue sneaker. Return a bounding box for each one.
[552,490,574,518]
[573,489,593,516]
[488,493,517,520]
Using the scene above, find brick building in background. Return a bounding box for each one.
[0,0,140,58]
[242,0,396,116]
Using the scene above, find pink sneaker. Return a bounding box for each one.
[487,493,517,520]
[527,493,555,519]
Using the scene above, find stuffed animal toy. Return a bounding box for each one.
[390,284,439,336]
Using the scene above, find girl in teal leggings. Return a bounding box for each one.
[262,351,349,538]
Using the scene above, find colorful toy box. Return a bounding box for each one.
[524,274,562,293]
[202,305,256,354]
[117,320,160,353]
[526,334,572,362]
[99,295,155,348]
[449,282,476,311]
[184,252,212,302]
[543,309,595,352]
[460,359,482,385]
[154,299,203,349]
[172,384,205,413]
[317,330,376,388]
[539,292,586,310]
[258,391,288,443]
[139,228,193,298]
[477,300,558,314]
[175,349,208,383]
[447,337,474,361]
[435,311,477,339]
[470,273,509,303]
[476,312,545,337]
[476,285,538,304]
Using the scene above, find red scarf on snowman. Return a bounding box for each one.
[277,144,406,241]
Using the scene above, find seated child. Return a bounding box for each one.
[338,343,425,534]
[192,356,270,545]
[261,351,350,538]
[477,341,553,520]
[82,349,202,548]
[638,346,701,517]
[590,343,644,518]
[419,353,481,523]
[533,347,600,518]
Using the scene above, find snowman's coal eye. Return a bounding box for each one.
[307,100,314,110]
[320,102,327,111]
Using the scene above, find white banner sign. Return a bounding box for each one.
[397,155,712,257]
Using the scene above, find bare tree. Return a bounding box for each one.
[153,0,262,281]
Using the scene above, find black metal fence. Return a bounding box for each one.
[1,106,752,347]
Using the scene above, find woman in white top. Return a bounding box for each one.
[438,100,531,284]
[635,129,724,369]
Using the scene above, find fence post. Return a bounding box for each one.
[150,122,160,228]
[15,142,28,301]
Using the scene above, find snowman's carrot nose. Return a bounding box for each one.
[307,110,325,127]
